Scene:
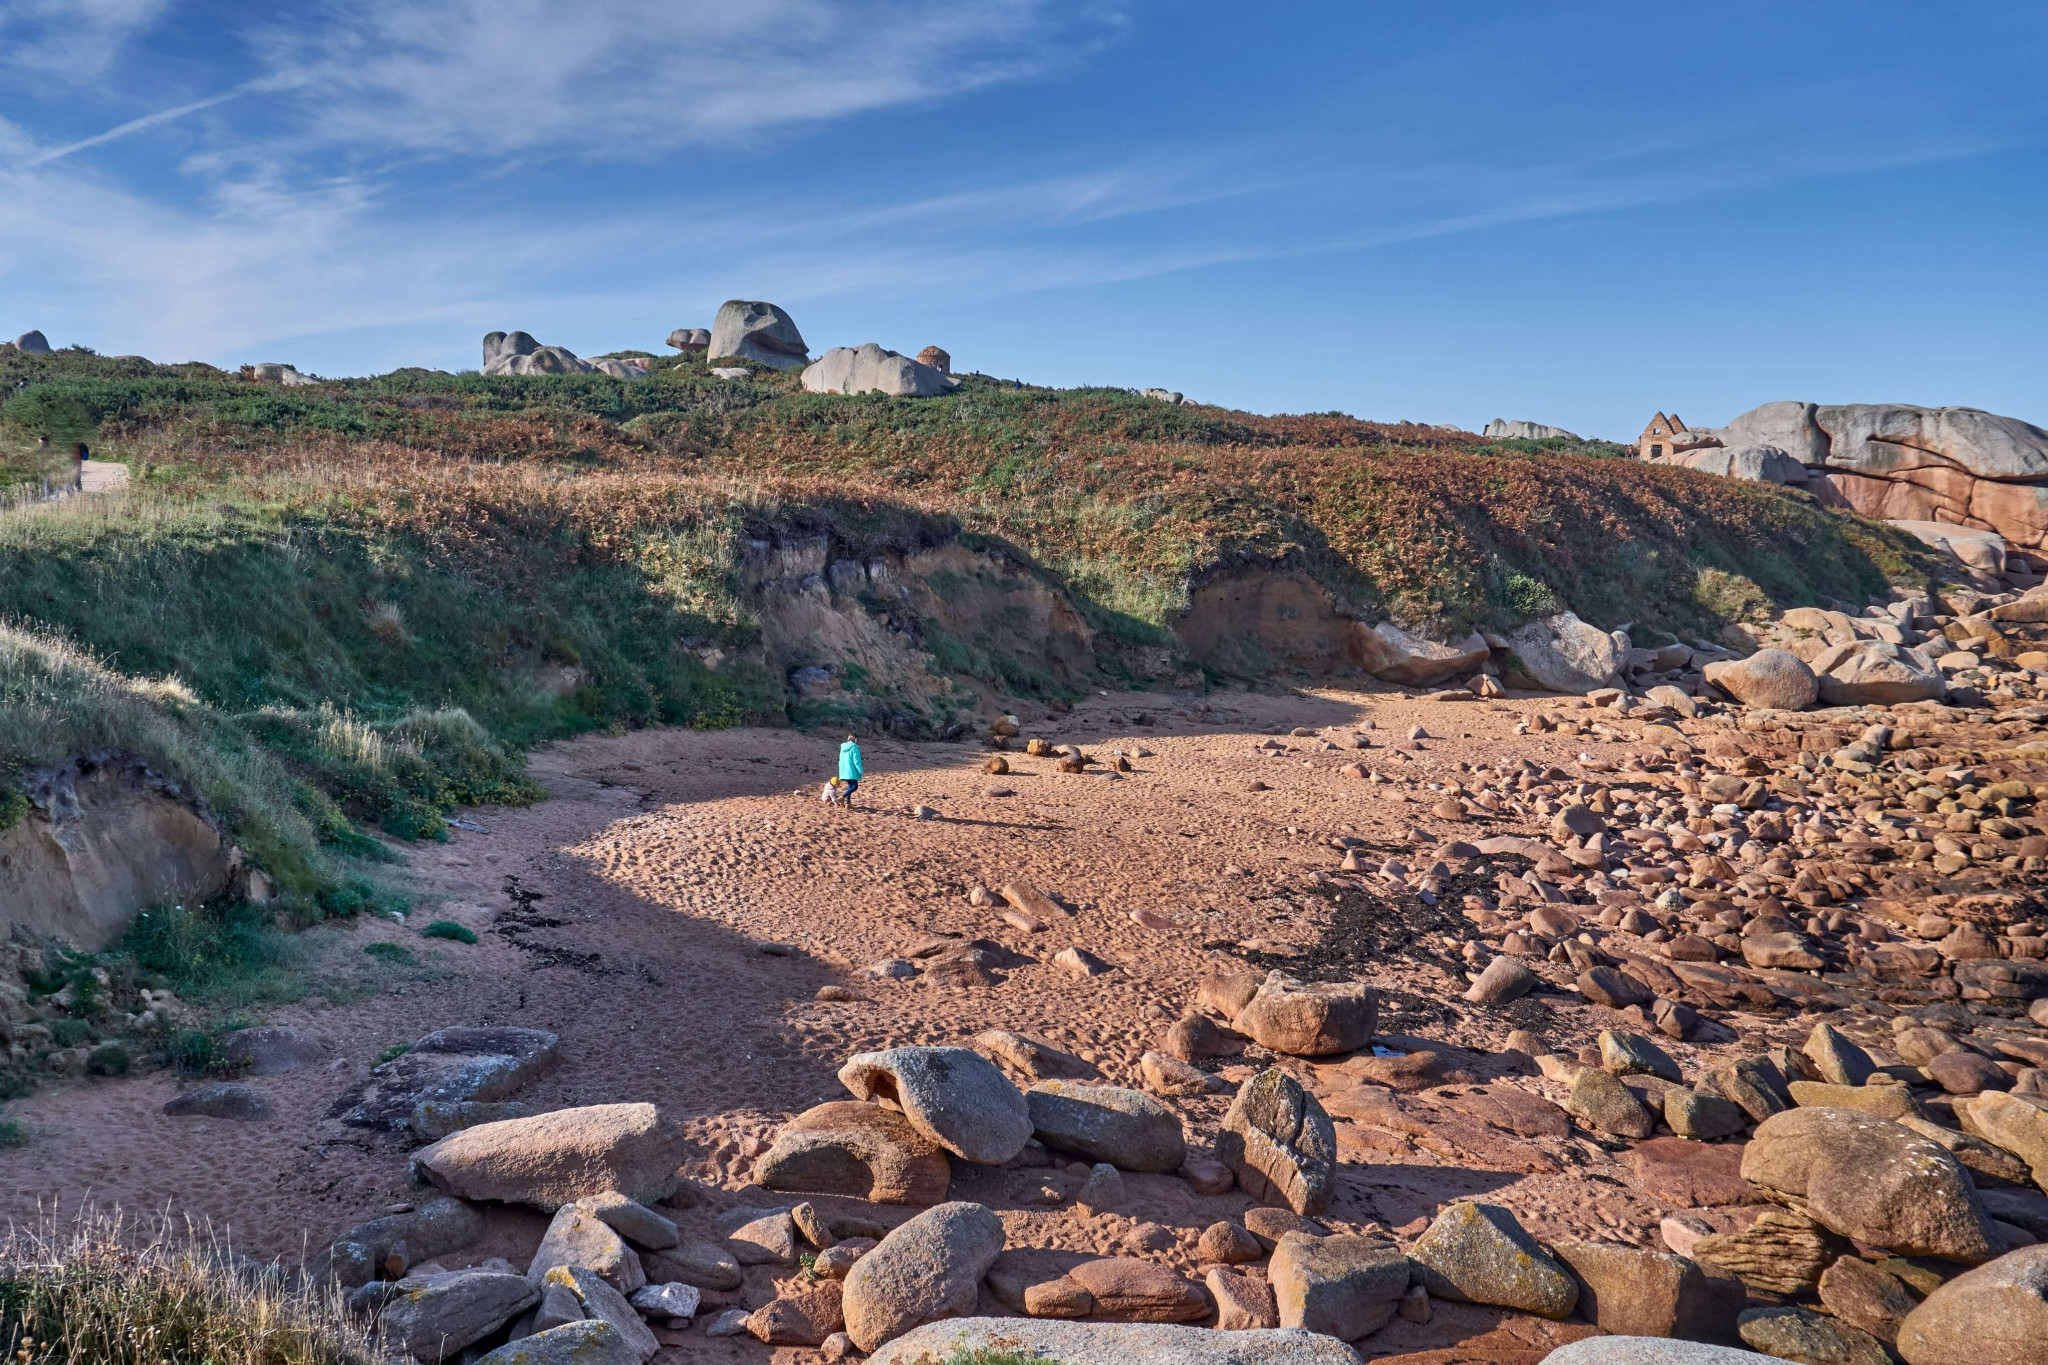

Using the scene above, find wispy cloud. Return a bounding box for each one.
[248,0,1119,157]
[0,0,169,84]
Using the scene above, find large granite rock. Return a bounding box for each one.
[1953,960,2048,1001]
[481,331,610,377]
[1354,621,1491,686]
[331,1026,559,1132]
[1485,419,1579,441]
[410,1103,686,1209]
[1703,649,1818,711]
[526,1203,644,1293]
[839,1047,1032,1165]
[1815,643,1946,706]
[1741,1108,1999,1262]
[1567,1067,1656,1139]
[1409,1202,1577,1318]
[1231,971,1377,1056]
[221,1026,328,1075]
[1957,1092,2048,1188]
[313,1197,485,1287]
[1818,1254,1919,1344]
[1026,1082,1186,1173]
[754,1100,952,1204]
[1659,446,1810,485]
[841,1201,1004,1351]
[1553,1240,1747,1342]
[1064,1257,1211,1322]
[802,344,953,397]
[642,1241,742,1292]
[1506,612,1625,694]
[707,300,808,369]
[1893,520,2010,574]
[1895,1244,2048,1365]
[379,1269,539,1362]
[1217,1069,1337,1216]
[869,1318,1366,1364]
[1695,401,2048,555]
[1269,1232,1409,1342]
[9,330,51,353]
[1736,1306,1888,1365]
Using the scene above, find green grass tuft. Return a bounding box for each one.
[420,920,476,944]
[119,902,303,1007]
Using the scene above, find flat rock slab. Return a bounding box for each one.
[163,1082,274,1121]
[410,1102,686,1209]
[220,1026,327,1075]
[1628,1138,1767,1208]
[330,1026,560,1131]
[869,1317,1367,1364]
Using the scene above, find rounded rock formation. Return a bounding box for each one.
[1231,971,1377,1057]
[707,300,808,370]
[754,1101,953,1205]
[837,1047,1032,1165]
[801,343,953,398]
[841,1201,1005,1352]
[1740,1107,1999,1262]
[1702,649,1818,711]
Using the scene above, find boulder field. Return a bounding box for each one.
[15,661,2048,1364]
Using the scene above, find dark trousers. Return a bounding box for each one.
[840,779,859,804]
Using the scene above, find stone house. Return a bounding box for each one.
[1638,412,1690,460]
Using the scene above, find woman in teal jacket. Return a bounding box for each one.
[837,734,863,806]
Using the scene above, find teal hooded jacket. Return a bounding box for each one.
[839,740,863,781]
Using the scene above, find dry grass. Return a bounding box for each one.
[0,1208,375,1365]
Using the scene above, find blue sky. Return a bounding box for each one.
[1,0,2042,439]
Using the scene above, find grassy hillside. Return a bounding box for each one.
[0,344,1942,889]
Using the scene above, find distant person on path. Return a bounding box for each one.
[73,441,88,490]
[837,733,863,807]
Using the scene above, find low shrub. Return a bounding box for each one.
[49,1020,91,1049]
[362,942,415,966]
[85,1044,130,1077]
[420,921,476,944]
[118,902,300,1007]
[166,1031,246,1080]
